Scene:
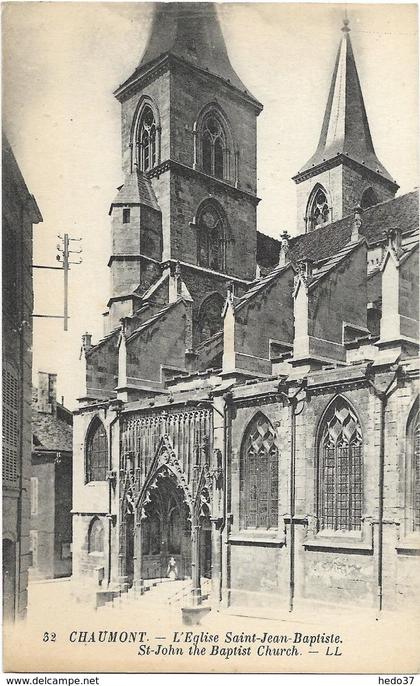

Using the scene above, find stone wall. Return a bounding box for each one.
[226,369,420,610]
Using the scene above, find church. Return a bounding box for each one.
[72,3,419,614]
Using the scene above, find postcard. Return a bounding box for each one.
[2,1,419,678]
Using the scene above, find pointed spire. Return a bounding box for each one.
[297,15,395,184]
[117,3,260,106]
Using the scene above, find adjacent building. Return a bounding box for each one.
[30,372,73,580]
[72,5,419,613]
[2,135,43,622]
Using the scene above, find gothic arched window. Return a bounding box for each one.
[361,187,378,210]
[201,113,228,180]
[307,186,330,232]
[197,293,225,342]
[85,418,108,483]
[196,202,227,272]
[139,106,157,172]
[406,401,420,533]
[88,517,104,554]
[318,397,363,532]
[240,413,279,530]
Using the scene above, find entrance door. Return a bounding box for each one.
[3,539,16,623]
[140,475,191,580]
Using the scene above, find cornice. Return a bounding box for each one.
[107,253,161,268]
[114,53,263,113]
[148,159,261,205]
[292,154,399,191]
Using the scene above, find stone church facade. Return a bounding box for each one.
[72,4,419,613]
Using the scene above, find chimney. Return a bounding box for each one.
[37,371,57,414]
[81,332,92,352]
[279,231,290,267]
[297,258,314,280]
[351,205,363,242]
[385,227,402,255]
[169,261,182,302]
[226,280,235,301]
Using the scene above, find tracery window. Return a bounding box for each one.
[139,106,157,172]
[201,113,227,180]
[88,517,104,554]
[196,202,227,272]
[197,293,225,342]
[318,398,363,532]
[307,186,330,232]
[240,413,279,530]
[85,418,108,483]
[414,418,420,531]
[407,403,420,533]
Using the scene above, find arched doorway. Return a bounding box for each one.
[131,473,192,582]
[3,539,16,623]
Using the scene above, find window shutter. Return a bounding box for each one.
[2,368,20,484]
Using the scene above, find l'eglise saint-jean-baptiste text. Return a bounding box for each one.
[68,630,343,658]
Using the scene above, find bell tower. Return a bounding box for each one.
[107,2,263,329]
[293,16,399,234]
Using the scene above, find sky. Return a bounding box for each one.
[2,1,418,409]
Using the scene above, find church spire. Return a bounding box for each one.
[297,16,395,183]
[116,2,260,107]
[293,15,398,234]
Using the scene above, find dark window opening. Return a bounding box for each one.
[308,187,330,232]
[201,112,228,180]
[361,187,378,210]
[123,208,131,224]
[196,203,227,272]
[197,293,224,342]
[139,106,157,172]
[86,419,108,483]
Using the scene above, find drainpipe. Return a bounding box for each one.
[366,365,400,613]
[107,403,122,588]
[278,379,306,614]
[222,392,233,607]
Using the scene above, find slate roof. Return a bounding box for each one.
[296,22,395,185]
[110,171,160,212]
[116,3,261,108]
[32,408,73,453]
[289,190,418,264]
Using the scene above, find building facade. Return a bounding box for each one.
[72,4,419,613]
[2,135,43,622]
[30,372,73,580]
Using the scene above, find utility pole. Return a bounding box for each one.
[32,233,82,331]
